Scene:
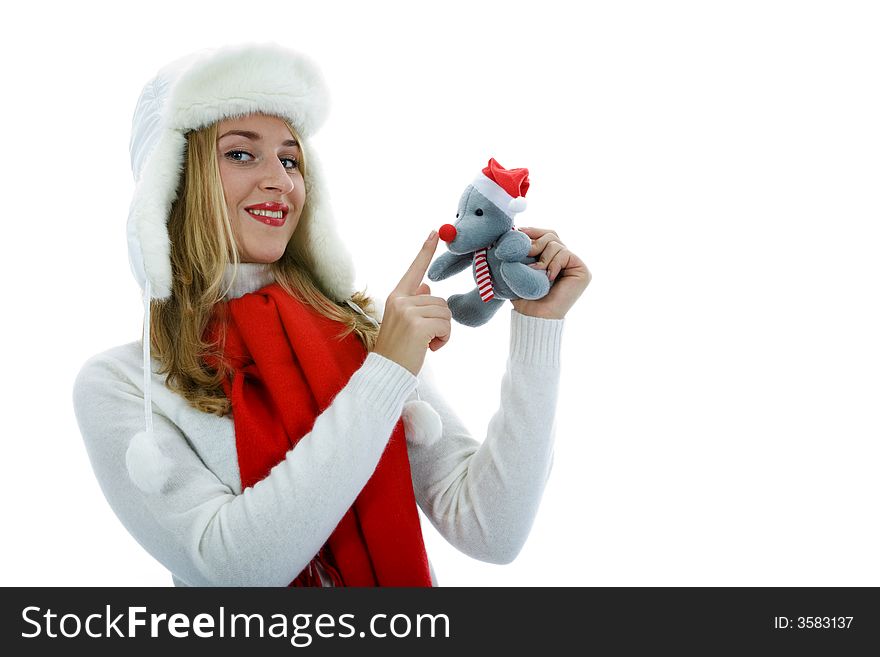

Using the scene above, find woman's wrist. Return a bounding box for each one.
[510,298,569,320]
[509,309,564,367]
[515,309,565,320]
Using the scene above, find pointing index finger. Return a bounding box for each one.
[393,231,439,296]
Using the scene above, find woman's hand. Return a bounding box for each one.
[373,231,452,376]
[510,227,591,320]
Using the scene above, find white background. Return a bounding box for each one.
[2,0,878,586]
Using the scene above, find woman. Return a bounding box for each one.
[72,42,591,586]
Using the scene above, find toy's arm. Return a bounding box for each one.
[494,230,531,262]
[427,250,471,282]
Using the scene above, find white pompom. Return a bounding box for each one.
[402,400,443,446]
[126,430,174,494]
[508,197,527,214]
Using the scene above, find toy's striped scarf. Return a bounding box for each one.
[474,227,519,302]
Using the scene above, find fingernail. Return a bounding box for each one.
[428,230,437,240]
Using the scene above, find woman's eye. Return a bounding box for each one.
[281,157,299,170]
[475,208,484,216]
[225,150,254,162]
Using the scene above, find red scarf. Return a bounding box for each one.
[202,282,432,587]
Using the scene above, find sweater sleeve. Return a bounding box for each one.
[406,308,564,564]
[73,351,418,587]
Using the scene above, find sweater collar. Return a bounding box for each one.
[220,262,382,327]
[222,262,276,300]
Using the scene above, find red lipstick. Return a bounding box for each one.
[244,202,289,227]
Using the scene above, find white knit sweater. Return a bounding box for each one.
[72,263,564,586]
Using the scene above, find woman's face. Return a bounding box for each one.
[216,113,306,263]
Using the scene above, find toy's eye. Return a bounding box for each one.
[455,212,459,218]
[475,209,484,216]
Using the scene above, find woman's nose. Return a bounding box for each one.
[438,224,457,242]
[260,160,295,194]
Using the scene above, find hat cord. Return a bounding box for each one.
[142,279,154,435]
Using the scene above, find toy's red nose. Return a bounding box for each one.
[438,224,457,242]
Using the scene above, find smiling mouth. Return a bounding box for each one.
[245,208,288,227]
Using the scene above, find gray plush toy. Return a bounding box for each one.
[427,158,553,327]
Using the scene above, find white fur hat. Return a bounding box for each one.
[127,41,356,302]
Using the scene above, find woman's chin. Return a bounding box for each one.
[239,243,289,264]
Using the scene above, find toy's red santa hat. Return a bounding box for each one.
[470,158,530,218]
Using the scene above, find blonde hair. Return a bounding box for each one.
[149,117,380,416]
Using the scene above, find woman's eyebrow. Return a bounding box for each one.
[218,130,298,147]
